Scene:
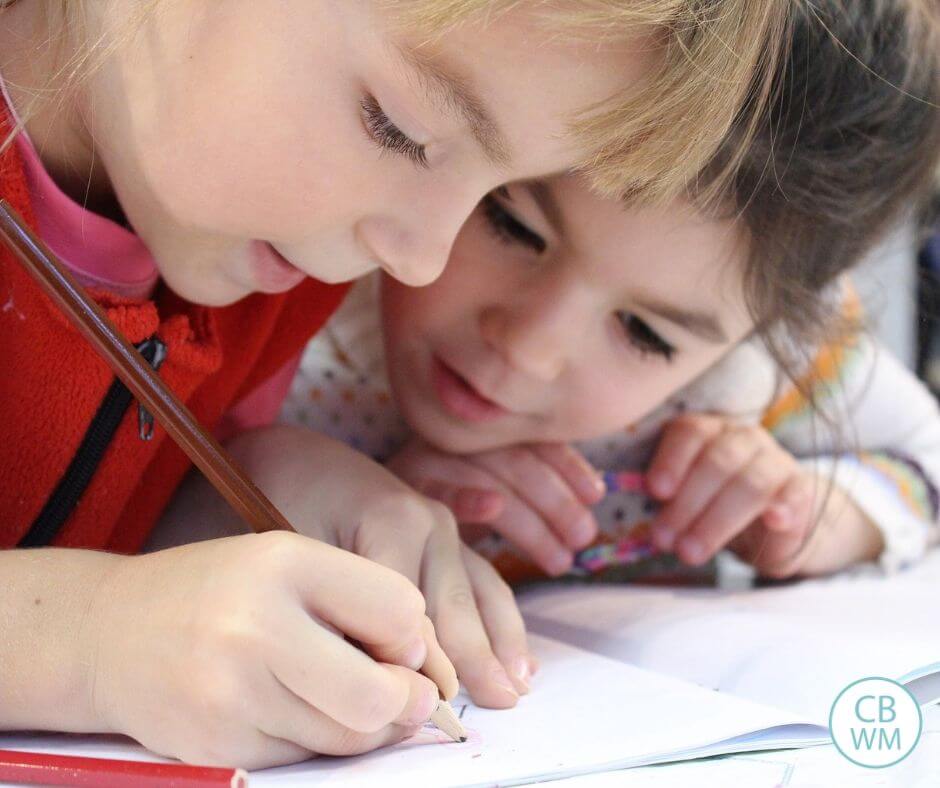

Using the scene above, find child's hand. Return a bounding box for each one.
[387,438,605,577]
[225,427,533,708]
[92,534,446,769]
[646,414,883,577]
[727,482,884,578]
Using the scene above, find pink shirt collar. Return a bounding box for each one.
[1,76,158,300]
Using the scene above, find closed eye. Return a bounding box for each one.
[615,312,676,361]
[361,95,429,169]
[481,193,546,253]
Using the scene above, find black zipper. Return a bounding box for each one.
[19,337,168,548]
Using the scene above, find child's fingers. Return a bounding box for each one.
[267,605,436,735]
[459,522,495,545]
[389,445,505,523]
[292,536,457,700]
[473,448,598,551]
[291,538,431,664]
[673,448,792,565]
[651,428,760,550]
[765,472,817,534]
[417,615,461,701]
[418,480,506,524]
[349,501,465,696]
[420,520,521,710]
[351,494,438,590]
[757,476,820,576]
[530,443,606,504]
[486,492,574,576]
[461,544,532,695]
[732,475,818,577]
[646,414,725,499]
[748,522,814,579]
[411,460,574,576]
[259,666,419,759]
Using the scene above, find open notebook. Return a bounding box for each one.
[2,553,938,787]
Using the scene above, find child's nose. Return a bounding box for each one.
[355,187,483,287]
[354,215,451,287]
[480,303,574,382]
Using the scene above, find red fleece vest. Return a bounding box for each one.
[0,105,349,553]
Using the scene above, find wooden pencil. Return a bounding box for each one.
[430,700,467,743]
[0,198,465,743]
[0,199,293,536]
[0,748,247,787]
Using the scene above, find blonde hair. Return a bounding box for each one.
[400,1,792,203]
[2,0,791,204]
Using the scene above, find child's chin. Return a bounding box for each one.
[416,418,512,456]
[162,268,249,307]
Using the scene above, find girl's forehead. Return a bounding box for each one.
[548,178,752,325]
[393,8,657,177]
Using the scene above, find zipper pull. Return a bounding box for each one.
[135,336,168,441]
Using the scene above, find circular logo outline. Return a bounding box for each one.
[829,676,923,769]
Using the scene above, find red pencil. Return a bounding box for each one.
[0,748,247,787]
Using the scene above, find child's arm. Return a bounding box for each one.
[0,535,447,768]
[756,330,940,573]
[155,424,532,706]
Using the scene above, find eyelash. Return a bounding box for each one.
[481,193,547,253]
[616,312,676,361]
[360,95,429,169]
[481,193,675,362]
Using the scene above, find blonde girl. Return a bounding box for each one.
[0,0,788,768]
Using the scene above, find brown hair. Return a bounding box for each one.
[703,0,940,367]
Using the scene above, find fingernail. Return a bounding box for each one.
[586,471,607,501]
[651,522,675,551]
[511,656,531,693]
[528,655,541,676]
[406,690,438,726]
[402,638,427,671]
[492,668,519,699]
[679,536,706,565]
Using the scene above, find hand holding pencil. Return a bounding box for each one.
[216,425,533,709]
[0,201,468,768]
[89,534,453,769]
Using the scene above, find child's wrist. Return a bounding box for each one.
[81,552,137,734]
[799,485,884,576]
[830,496,884,563]
[0,548,127,733]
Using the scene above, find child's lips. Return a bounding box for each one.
[431,357,510,423]
[249,241,307,293]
